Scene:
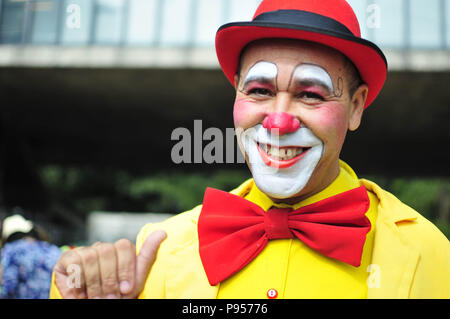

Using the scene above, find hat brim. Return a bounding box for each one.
[216,22,388,108]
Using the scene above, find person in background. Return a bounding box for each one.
[1,214,61,299]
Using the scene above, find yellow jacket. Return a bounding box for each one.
[50,178,450,299]
[135,178,449,299]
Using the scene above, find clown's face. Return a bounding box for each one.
[234,39,367,202]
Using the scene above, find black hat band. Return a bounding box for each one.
[253,9,354,37]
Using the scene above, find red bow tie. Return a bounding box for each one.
[198,186,371,286]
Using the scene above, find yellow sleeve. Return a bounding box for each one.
[49,271,63,299]
[136,223,167,299]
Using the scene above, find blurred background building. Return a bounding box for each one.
[0,0,449,244]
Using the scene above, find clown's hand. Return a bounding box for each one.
[53,230,166,299]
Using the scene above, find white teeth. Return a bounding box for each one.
[272,147,279,157]
[261,143,305,160]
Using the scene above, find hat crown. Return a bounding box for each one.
[253,0,361,38]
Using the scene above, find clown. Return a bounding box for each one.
[51,0,449,299]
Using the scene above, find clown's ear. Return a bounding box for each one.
[348,83,368,132]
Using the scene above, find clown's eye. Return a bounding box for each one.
[248,88,274,97]
[298,91,325,101]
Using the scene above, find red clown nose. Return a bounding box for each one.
[262,112,300,136]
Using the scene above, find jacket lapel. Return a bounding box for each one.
[361,179,420,299]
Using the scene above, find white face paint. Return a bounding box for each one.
[241,61,278,89]
[238,62,329,199]
[291,64,334,94]
[241,124,324,199]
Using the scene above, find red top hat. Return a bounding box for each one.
[215,0,387,108]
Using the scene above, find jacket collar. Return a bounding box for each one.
[361,179,418,224]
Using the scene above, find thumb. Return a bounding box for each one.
[126,230,167,298]
[54,263,77,299]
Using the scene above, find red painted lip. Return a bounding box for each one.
[256,143,310,169]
